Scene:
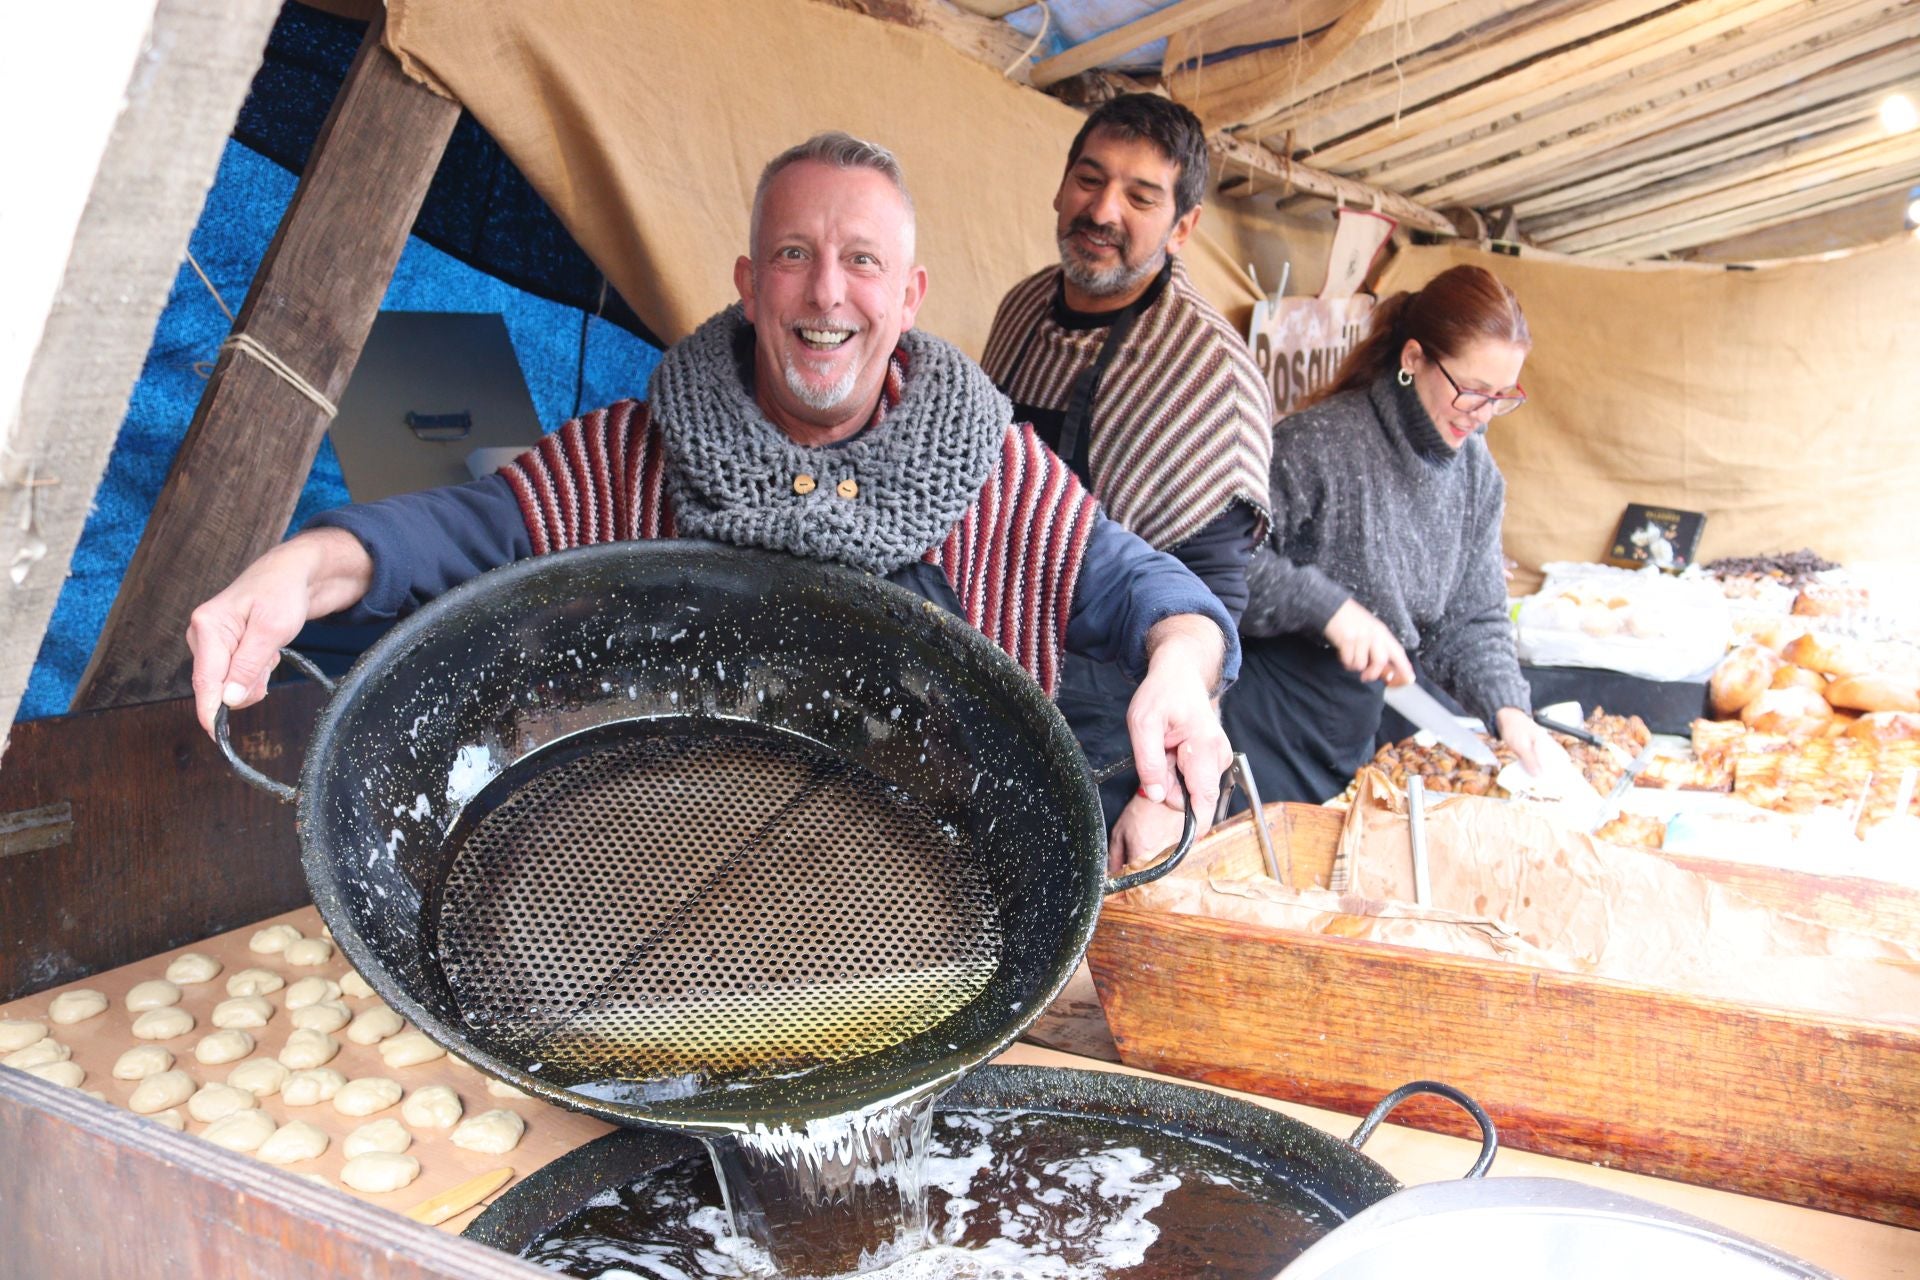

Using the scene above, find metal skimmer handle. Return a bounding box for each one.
[213,647,335,803]
[1095,757,1199,896]
[1349,1080,1499,1180]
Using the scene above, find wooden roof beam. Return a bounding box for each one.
[1589,170,1920,258]
[1316,0,1818,171]
[72,19,461,711]
[1508,91,1883,221]
[1526,115,1897,241]
[1163,0,1386,132]
[1210,135,1456,235]
[1444,44,1920,211]
[819,0,1038,80]
[1029,0,1251,89]
[1402,19,1919,207]
[1566,154,1920,257]
[1246,0,1673,152]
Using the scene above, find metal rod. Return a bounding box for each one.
[1233,753,1286,885]
[1408,775,1431,907]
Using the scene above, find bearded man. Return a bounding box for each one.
[981,95,1274,860]
[188,132,1237,851]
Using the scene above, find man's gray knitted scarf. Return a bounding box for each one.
[649,305,1011,575]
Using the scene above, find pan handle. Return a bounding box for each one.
[1347,1080,1499,1180]
[213,648,335,804]
[1098,759,1199,896]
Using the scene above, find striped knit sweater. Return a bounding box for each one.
[980,257,1274,551]
[500,353,1100,695]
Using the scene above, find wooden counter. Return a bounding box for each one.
[2,692,1913,1276]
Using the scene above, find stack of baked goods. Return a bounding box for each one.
[1700,625,1920,832]
[1343,709,1652,803]
[1708,633,1920,738]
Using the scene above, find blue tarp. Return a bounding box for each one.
[18,2,663,721]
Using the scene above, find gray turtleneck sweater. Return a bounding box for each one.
[1241,374,1531,727]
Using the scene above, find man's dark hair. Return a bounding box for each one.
[1065,94,1210,219]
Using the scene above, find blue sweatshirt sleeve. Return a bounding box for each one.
[303,474,531,622]
[1066,513,1241,686]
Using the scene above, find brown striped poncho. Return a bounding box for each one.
[981,257,1273,550]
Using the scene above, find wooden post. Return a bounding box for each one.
[71,17,460,712]
[0,0,281,760]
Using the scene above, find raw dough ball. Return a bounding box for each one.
[132,1007,195,1040]
[203,1109,276,1153]
[342,1117,413,1158]
[249,923,304,954]
[48,989,108,1025]
[187,1081,258,1123]
[278,1028,340,1069]
[332,1076,402,1117]
[401,1084,462,1129]
[345,1005,404,1046]
[212,996,274,1030]
[486,1078,528,1100]
[0,1018,49,1052]
[284,977,342,1011]
[148,1108,186,1132]
[282,938,334,967]
[226,968,285,998]
[340,971,375,1000]
[125,979,182,1012]
[165,952,222,985]
[340,1151,420,1194]
[227,1058,290,1097]
[195,1029,255,1066]
[290,1001,351,1035]
[281,1068,346,1106]
[258,1120,330,1165]
[129,1070,196,1114]
[24,1061,85,1088]
[450,1108,525,1155]
[4,1038,70,1070]
[113,1045,175,1080]
[377,1031,445,1069]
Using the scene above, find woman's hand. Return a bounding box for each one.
[1323,599,1415,686]
[1495,707,1572,777]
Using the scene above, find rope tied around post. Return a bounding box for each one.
[220,333,339,419]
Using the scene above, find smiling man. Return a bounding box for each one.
[981,96,1274,860]
[185,132,1240,841]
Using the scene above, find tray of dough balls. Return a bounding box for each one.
[0,905,613,1230]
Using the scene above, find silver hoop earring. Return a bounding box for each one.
[1396,367,1413,387]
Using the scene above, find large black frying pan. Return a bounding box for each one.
[219,542,1194,1133]
[463,1066,1496,1273]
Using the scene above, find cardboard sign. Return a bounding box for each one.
[1248,293,1376,417]
[1605,502,1707,572]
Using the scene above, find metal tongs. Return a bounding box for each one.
[1532,710,1634,767]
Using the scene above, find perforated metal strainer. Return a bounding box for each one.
[221,542,1190,1132]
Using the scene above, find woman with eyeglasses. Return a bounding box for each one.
[1222,264,1563,805]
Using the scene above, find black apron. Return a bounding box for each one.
[1220,633,1386,808]
[997,294,1148,832]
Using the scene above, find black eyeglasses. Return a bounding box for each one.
[1429,354,1527,417]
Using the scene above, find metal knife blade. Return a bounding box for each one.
[1383,682,1499,767]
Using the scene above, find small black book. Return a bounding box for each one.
[1605,503,1706,572]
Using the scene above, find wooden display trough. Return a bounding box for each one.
[1086,803,1920,1229]
[0,687,541,1278]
